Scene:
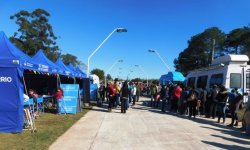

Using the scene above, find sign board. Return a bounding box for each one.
[60,84,79,114]
[90,84,98,100]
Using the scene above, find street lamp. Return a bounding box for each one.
[87,28,127,77]
[105,59,123,86]
[135,65,148,86]
[148,49,171,71]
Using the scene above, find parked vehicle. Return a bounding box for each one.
[186,54,250,103]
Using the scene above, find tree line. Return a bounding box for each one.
[174,25,250,75]
[9,9,87,70]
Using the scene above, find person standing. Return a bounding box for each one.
[171,84,182,112]
[115,81,121,107]
[160,85,167,112]
[120,81,129,113]
[201,87,207,116]
[136,83,141,102]
[108,82,116,112]
[179,87,189,115]
[209,85,219,119]
[216,85,228,124]
[187,87,198,118]
[55,88,64,114]
[150,84,157,107]
[132,83,137,106]
[228,89,243,127]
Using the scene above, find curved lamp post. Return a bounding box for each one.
[105,59,123,86]
[148,49,171,71]
[87,28,127,77]
[135,65,148,86]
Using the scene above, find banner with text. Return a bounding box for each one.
[60,84,79,114]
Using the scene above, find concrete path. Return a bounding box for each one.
[50,97,250,150]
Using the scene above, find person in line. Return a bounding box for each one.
[115,81,121,107]
[108,82,116,112]
[99,83,105,105]
[132,82,137,106]
[150,84,157,107]
[179,86,189,115]
[160,85,167,112]
[55,88,64,114]
[216,85,228,124]
[201,87,207,116]
[187,86,198,118]
[209,85,219,119]
[228,89,243,127]
[120,81,129,113]
[171,84,182,113]
[136,83,141,102]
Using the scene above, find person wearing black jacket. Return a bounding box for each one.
[209,85,219,119]
[160,85,167,112]
[120,81,129,113]
[217,85,228,124]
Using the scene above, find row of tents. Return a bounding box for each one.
[0,31,88,133]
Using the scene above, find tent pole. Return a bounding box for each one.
[58,75,61,86]
[22,76,28,95]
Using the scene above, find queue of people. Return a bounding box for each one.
[149,83,243,127]
[99,80,143,113]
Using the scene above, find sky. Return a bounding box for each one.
[1,0,250,80]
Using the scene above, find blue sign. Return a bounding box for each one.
[90,84,98,100]
[60,84,79,114]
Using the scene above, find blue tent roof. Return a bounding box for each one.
[55,59,73,76]
[33,50,64,74]
[0,31,39,70]
[67,63,81,78]
[76,67,87,78]
[160,71,185,84]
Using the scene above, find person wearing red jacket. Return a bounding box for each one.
[108,82,116,112]
[171,84,182,112]
[55,88,64,113]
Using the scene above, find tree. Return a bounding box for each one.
[91,68,104,81]
[224,27,250,54]
[131,78,142,82]
[106,74,112,80]
[174,27,226,75]
[61,53,79,66]
[10,9,60,61]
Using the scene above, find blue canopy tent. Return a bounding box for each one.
[33,50,65,75]
[0,31,42,132]
[67,63,82,78]
[55,59,74,77]
[76,67,87,78]
[160,71,185,85]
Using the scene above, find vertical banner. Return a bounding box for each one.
[60,84,79,114]
[90,84,98,100]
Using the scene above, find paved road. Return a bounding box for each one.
[50,97,250,150]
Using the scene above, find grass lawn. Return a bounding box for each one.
[0,106,92,150]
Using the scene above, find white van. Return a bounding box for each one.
[186,54,250,103]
